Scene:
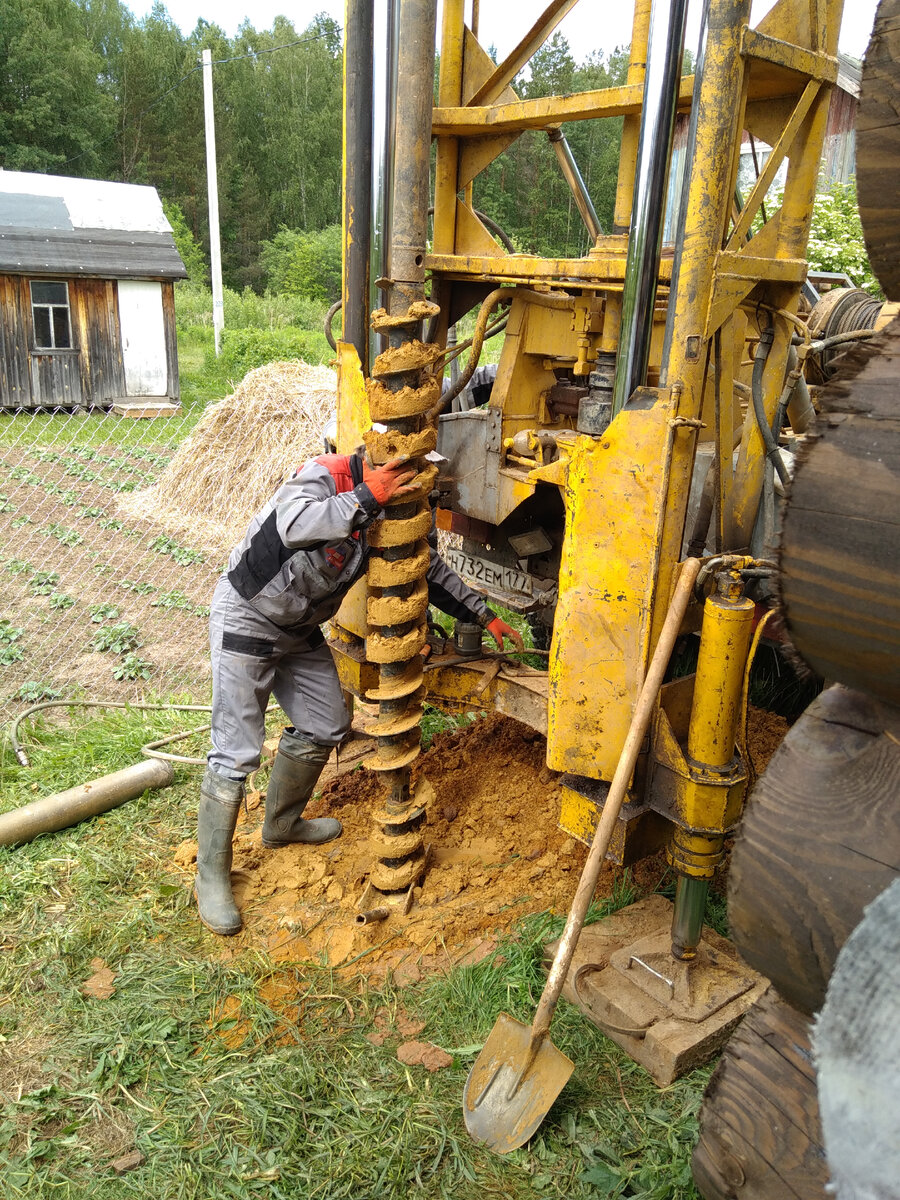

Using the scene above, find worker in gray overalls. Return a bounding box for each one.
[197,449,522,935]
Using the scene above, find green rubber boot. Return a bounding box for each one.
[195,767,243,936]
[261,729,342,847]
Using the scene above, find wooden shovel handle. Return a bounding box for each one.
[530,558,702,1043]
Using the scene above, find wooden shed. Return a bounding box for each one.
[0,170,187,412]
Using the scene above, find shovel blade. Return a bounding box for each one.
[463,1013,575,1154]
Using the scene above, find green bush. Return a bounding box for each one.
[212,327,332,378]
[259,225,342,303]
[174,283,327,333]
[807,178,882,295]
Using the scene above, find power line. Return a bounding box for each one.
[59,27,340,170]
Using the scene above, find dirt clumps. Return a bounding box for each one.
[746,706,790,775]
[173,708,790,979]
[174,715,604,976]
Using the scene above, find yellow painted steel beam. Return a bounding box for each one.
[545,0,756,788]
[547,389,679,780]
[615,0,652,230]
[714,251,809,283]
[424,250,674,284]
[467,0,579,107]
[433,0,465,256]
[432,77,695,138]
[726,79,821,249]
[331,636,550,734]
[741,26,838,82]
[424,659,549,733]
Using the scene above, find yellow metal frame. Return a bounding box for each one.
[334,0,844,860]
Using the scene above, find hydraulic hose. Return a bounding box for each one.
[807,328,875,354]
[9,699,215,768]
[751,327,790,487]
[324,299,342,351]
[429,286,570,418]
[428,287,513,416]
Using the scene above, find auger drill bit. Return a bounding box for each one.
[364,300,441,893]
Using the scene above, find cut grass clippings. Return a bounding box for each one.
[0,708,708,1199]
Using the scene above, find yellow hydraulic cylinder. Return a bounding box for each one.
[687,571,755,773]
[670,569,755,959]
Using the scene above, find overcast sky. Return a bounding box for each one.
[125,0,879,60]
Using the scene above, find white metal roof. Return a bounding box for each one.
[0,170,173,234]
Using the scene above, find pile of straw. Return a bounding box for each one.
[123,361,336,554]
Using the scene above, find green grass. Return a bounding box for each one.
[0,707,709,1199]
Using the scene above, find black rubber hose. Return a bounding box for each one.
[324,299,342,352]
[751,327,790,487]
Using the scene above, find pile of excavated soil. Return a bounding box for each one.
[174,708,790,981]
[175,714,604,979]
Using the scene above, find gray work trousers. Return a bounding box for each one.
[207,576,351,781]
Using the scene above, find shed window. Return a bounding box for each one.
[30,281,72,349]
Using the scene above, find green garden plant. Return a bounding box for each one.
[88,603,120,623]
[12,681,64,703]
[112,653,153,681]
[27,571,61,595]
[39,524,84,548]
[4,558,32,575]
[149,535,204,567]
[89,622,142,655]
[0,621,24,665]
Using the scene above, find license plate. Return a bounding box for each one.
[445,548,532,596]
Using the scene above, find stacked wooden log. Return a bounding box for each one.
[694,5,900,1187]
[692,685,900,1199]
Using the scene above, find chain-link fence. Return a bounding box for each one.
[0,356,342,731]
[0,404,221,728]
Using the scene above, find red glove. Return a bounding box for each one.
[486,616,525,651]
[363,456,417,506]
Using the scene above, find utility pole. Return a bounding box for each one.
[202,48,224,356]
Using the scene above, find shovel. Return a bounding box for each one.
[463,558,702,1154]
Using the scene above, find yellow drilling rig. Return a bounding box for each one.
[326,0,899,1182]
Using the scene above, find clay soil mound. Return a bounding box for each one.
[174,708,790,981]
[176,715,609,979]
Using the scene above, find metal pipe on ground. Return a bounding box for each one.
[0,759,175,847]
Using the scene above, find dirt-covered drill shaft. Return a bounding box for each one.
[363,0,440,892]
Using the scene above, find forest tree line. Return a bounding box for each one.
[1,0,629,297]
